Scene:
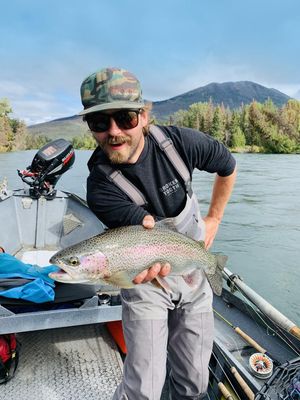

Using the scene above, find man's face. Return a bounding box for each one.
[87,109,148,164]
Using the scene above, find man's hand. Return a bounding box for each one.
[132,215,171,284]
[202,216,220,250]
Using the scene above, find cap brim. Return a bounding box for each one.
[78,101,145,116]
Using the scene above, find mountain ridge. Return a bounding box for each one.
[28,80,292,139]
[152,81,291,120]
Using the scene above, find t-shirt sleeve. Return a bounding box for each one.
[172,127,236,177]
[86,170,148,228]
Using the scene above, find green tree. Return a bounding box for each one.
[72,132,96,149]
[0,98,12,117]
[229,112,246,148]
[12,120,28,151]
[211,106,225,142]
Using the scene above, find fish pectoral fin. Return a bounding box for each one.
[104,271,136,289]
[182,269,202,289]
[151,276,173,294]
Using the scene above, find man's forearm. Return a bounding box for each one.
[207,166,237,222]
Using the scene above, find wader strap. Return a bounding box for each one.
[149,125,192,196]
[96,125,192,206]
[98,164,147,207]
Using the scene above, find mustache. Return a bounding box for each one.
[107,136,130,145]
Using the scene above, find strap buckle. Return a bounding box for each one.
[159,138,173,151]
[108,170,122,182]
[185,181,193,197]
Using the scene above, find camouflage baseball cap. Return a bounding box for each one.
[78,67,145,115]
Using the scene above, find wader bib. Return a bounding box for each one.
[98,124,206,241]
[100,125,213,400]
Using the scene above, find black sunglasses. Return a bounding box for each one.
[85,109,141,133]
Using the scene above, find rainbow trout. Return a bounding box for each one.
[49,225,227,295]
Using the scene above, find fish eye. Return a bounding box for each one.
[69,256,80,266]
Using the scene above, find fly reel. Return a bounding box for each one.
[249,353,274,379]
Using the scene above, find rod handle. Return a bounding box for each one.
[218,382,234,400]
[230,367,255,400]
[234,327,266,353]
[290,325,300,340]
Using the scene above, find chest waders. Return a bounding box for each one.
[98,125,206,241]
[105,125,213,400]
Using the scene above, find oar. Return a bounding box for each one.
[213,309,280,366]
[223,267,300,340]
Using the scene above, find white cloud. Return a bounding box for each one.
[0,79,80,125]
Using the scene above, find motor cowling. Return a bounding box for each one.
[18,139,75,199]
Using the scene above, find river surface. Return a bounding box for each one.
[0,150,299,325]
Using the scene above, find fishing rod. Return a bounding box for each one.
[208,365,237,400]
[213,308,280,367]
[222,268,300,356]
[233,289,300,357]
[212,341,255,400]
[223,267,300,341]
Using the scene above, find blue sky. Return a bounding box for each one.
[1,0,300,125]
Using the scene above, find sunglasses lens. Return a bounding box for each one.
[87,110,140,132]
[87,114,111,132]
[114,110,139,130]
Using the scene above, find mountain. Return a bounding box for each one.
[28,81,291,138]
[152,81,291,121]
[28,115,87,140]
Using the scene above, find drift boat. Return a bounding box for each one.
[0,139,299,400]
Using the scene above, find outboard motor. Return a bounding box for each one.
[17,139,75,199]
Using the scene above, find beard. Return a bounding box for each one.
[98,135,133,164]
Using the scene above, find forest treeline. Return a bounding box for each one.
[0,98,50,152]
[1,97,300,153]
[167,99,300,153]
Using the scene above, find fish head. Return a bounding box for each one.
[49,243,110,284]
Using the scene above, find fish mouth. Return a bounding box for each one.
[48,260,90,283]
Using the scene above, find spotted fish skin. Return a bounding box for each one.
[49,225,227,295]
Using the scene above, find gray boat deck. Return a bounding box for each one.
[0,324,124,400]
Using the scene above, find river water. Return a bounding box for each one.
[0,150,299,325]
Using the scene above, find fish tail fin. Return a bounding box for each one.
[206,253,228,296]
[216,254,228,270]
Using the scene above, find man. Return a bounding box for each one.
[79,67,236,400]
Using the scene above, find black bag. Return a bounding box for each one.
[0,334,20,383]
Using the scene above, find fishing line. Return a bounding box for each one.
[207,380,219,400]
[242,299,300,357]
[222,269,300,357]
[213,308,279,364]
[210,350,242,400]
[212,339,255,400]
[236,290,299,356]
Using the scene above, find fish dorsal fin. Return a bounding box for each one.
[155,218,177,232]
[104,271,136,289]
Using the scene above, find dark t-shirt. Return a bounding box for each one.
[87,125,236,228]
